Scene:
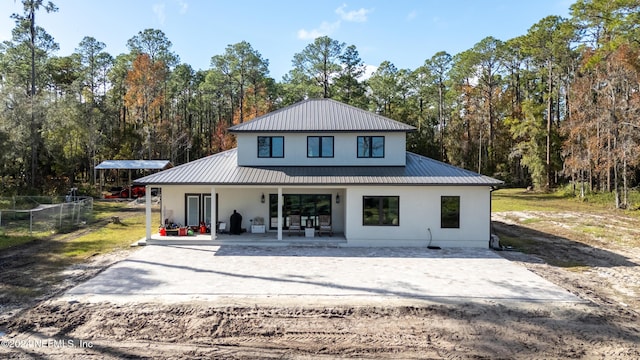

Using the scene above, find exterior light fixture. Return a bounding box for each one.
[336,194,340,204]
[261,193,265,203]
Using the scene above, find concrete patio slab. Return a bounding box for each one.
[61,245,582,305]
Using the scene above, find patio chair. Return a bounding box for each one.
[288,214,302,236]
[318,215,332,237]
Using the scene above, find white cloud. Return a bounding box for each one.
[153,3,166,24]
[297,21,340,40]
[335,4,372,23]
[406,10,417,21]
[177,0,188,14]
[297,4,372,41]
[362,64,378,80]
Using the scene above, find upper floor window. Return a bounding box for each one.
[357,136,385,158]
[307,136,334,158]
[258,136,284,158]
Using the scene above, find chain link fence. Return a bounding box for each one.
[0,196,93,235]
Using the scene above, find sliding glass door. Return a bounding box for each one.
[269,194,331,230]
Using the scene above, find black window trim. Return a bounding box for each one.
[362,195,400,226]
[257,136,285,158]
[441,195,461,229]
[184,193,219,228]
[307,136,335,158]
[184,193,201,227]
[357,136,385,158]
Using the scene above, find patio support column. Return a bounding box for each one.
[211,186,216,240]
[145,185,152,241]
[159,186,164,227]
[277,187,283,240]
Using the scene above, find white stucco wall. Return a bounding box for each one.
[236,132,407,166]
[160,184,492,247]
[344,186,492,248]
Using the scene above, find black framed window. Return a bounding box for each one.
[441,196,460,228]
[307,136,334,158]
[257,136,284,158]
[357,136,385,158]
[363,196,399,226]
[269,194,332,230]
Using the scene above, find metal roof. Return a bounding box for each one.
[134,149,503,186]
[228,98,416,133]
[95,160,173,170]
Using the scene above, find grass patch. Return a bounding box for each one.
[5,285,44,298]
[521,218,543,224]
[498,233,590,269]
[496,234,537,253]
[493,188,640,246]
[577,225,607,237]
[492,188,583,213]
[0,229,38,250]
[1,200,156,255]
[546,259,588,269]
[89,200,131,222]
[563,265,591,273]
[62,210,159,259]
[493,187,640,215]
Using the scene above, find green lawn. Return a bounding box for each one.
[492,188,640,264]
[0,230,38,249]
[1,200,159,258]
[61,208,159,259]
[492,187,640,216]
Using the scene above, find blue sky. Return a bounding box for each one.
[1,0,572,80]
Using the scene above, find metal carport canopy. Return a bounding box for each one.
[96,160,173,191]
[95,160,173,170]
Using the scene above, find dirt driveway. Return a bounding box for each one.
[1,208,639,359]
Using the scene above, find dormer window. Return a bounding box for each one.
[307,136,334,158]
[258,136,284,158]
[357,136,385,158]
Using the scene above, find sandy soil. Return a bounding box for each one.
[1,208,640,359]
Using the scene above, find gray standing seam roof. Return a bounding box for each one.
[134,148,503,186]
[228,98,416,133]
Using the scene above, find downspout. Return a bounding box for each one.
[489,186,496,248]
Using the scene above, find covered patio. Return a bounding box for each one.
[141,183,347,245]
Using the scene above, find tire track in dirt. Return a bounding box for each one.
[3,301,639,359]
[492,213,640,311]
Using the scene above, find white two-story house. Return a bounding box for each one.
[135,98,502,247]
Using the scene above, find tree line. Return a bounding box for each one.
[0,0,638,208]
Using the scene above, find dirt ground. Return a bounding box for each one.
[1,207,640,359]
